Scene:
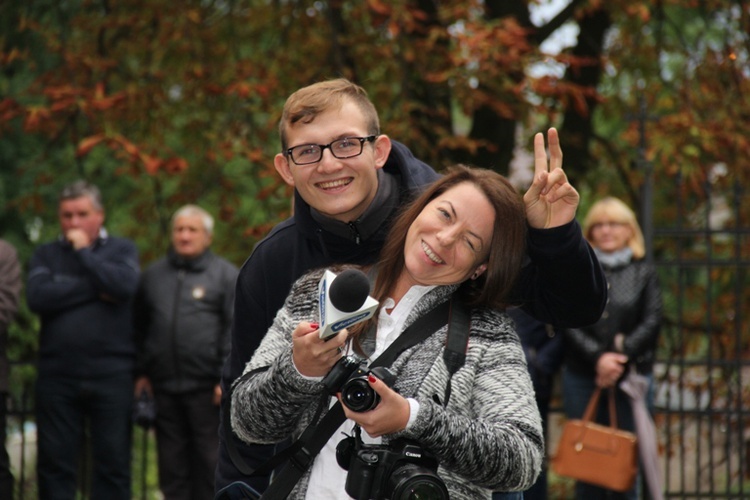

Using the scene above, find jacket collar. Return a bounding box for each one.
[167,247,212,271]
[309,169,399,244]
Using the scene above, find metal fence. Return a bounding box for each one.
[5,368,156,500]
[651,176,749,499]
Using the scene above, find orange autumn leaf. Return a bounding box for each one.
[76,134,106,157]
[140,153,162,174]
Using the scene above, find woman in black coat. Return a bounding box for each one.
[562,197,662,500]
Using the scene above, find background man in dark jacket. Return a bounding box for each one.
[27,180,140,500]
[506,307,564,500]
[215,78,608,496]
[0,239,21,500]
[134,204,239,500]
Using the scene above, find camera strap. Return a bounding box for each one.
[258,296,470,499]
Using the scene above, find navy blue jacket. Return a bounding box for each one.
[216,140,608,493]
[27,234,140,378]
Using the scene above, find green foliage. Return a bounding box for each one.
[131,427,160,499]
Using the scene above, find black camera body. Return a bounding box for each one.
[336,437,449,500]
[324,356,448,499]
[322,355,396,412]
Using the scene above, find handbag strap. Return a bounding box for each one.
[581,387,619,429]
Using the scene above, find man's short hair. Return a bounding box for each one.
[171,204,214,236]
[59,180,103,211]
[278,78,381,151]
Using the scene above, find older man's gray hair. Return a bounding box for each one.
[171,205,214,235]
[59,180,103,211]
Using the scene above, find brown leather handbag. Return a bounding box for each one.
[551,387,638,492]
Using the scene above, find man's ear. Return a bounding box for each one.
[274,153,295,186]
[373,134,392,170]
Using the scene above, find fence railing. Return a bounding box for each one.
[5,362,157,500]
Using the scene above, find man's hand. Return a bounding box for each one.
[134,376,153,397]
[65,228,92,250]
[213,384,222,406]
[524,127,580,229]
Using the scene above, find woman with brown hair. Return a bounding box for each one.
[231,165,543,499]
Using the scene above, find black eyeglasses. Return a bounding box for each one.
[285,136,377,165]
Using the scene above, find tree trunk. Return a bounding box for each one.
[559,7,611,185]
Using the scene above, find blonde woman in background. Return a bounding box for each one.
[561,197,662,500]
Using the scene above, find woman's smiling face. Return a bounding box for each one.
[402,182,495,288]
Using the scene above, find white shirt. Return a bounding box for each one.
[304,285,435,499]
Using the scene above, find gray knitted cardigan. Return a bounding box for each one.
[231,269,543,499]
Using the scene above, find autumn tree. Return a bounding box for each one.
[2,0,749,495]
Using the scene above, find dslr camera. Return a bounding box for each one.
[322,356,449,499]
[322,354,396,412]
[336,433,449,500]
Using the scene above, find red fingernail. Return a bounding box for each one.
[368,374,377,384]
[310,322,319,329]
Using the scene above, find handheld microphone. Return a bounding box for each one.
[318,269,379,340]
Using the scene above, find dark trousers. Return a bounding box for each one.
[155,388,219,500]
[1,392,13,500]
[521,391,551,500]
[36,373,134,500]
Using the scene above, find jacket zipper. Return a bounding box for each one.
[347,222,361,245]
[170,269,185,384]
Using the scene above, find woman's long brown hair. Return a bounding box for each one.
[350,165,527,343]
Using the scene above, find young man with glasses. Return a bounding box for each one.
[215,78,607,498]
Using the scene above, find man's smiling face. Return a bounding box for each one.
[273,99,391,223]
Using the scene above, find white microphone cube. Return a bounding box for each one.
[318,270,378,340]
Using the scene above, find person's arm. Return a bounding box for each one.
[564,322,607,369]
[515,128,607,327]
[0,241,21,331]
[217,261,240,380]
[26,245,101,314]
[620,264,663,357]
[75,240,139,302]
[27,239,139,315]
[394,313,544,492]
[515,220,607,327]
[230,275,325,445]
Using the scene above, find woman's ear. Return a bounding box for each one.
[471,263,488,280]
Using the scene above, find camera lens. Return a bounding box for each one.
[388,463,449,500]
[399,482,446,499]
[341,378,378,412]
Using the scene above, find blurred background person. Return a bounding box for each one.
[0,239,21,500]
[27,180,140,500]
[501,307,563,500]
[561,196,662,500]
[134,204,238,500]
